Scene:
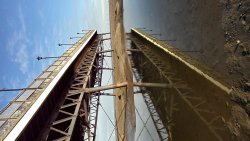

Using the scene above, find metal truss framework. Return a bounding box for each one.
[132,64,168,141]
[143,92,168,141]
[83,41,104,141]
[0,29,232,141]
[47,37,103,141]
[131,34,227,141]
[0,31,97,141]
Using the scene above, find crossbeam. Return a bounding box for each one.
[133,82,171,88]
[82,82,171,93]
[97,50,113,54]
[84,82,128,93]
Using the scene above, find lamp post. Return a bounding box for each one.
[58,43,74,46]
[150,33,162,36]
[77,32,87,34]
[0,87,37,92]
[141,29,152,32]
[135,27,146,29]
[37,56,59,61]
[82,29,90,32]
[70,37,82,39]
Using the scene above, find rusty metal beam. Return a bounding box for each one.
[46,37,101,141]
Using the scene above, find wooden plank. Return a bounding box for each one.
[109,0,135,140]
[83,82,127,93]
[82,82,170,93]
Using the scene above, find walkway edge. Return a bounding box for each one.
[132,28,232,94]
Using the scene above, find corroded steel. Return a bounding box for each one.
[47,37,101,141]
[82,38,104,141]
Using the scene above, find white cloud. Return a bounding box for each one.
[6,4,30,74]
[9,76,20,89]
[38,9,46,27]
[18,5,26,33]
[15,44,28,73]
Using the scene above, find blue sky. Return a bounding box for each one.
[0,0,109,109]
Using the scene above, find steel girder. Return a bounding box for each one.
[130,35,227,141]
[46,37,102,141]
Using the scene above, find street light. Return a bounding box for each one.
[77,32,87,34]
[37,56,59,61]
[135,27,146,29]
[58,43,74,46]
[70,37,82,39]
[141,29,152,32]
[0,87,37,92]
[150,33,162,36]
[82,29,90,32]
